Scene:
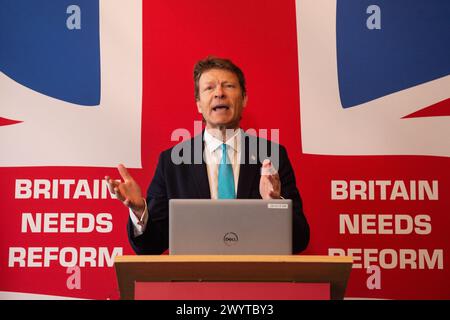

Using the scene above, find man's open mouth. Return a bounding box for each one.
[212,105,230,111]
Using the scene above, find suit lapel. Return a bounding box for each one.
[237,133,260,199]
[190,132,211,198]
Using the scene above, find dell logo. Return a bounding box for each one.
[223,232,239,246]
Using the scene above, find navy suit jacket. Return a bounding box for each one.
[128,132,310,254]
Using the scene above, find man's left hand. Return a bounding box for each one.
[259,159,281,199]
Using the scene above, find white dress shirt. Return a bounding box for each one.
[130,128,242,237]
[203,128,241,199]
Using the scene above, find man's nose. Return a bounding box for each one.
[214,85,225,99]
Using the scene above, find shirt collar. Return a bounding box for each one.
[204,128,241,153]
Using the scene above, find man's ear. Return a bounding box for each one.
[196,100,202,113]
[242,95,248,108]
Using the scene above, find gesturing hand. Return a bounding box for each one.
[105,164,145,219]
[259,159,281,199]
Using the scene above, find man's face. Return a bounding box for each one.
[196,68,247,129]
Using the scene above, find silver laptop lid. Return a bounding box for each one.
[169,199,293,255]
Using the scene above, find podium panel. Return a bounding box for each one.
[115,255,352,300]
[135,282,330,300]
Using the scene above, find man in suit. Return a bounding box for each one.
[106,56,309,254]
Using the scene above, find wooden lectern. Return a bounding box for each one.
[114,255,353,300]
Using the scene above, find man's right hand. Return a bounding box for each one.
[105,164,145,219]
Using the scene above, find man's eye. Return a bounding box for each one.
[204,86,213,91]
[225,84,236,88]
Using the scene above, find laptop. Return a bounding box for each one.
[169,199,293,255]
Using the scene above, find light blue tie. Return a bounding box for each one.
[218,143,236,199]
